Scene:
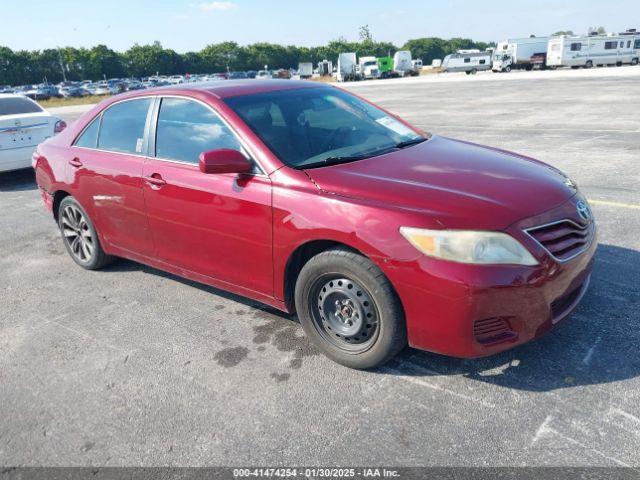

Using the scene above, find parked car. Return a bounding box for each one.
[23,85,51,101]
[256,70,272,79]
[92,83,112,96]
[0,85,14,93]
[33,81,595,369]
[126,81,146,91]
[246,71,257,79]
[228,71,248,79]
[0,93,66,172]
[59,86,84,98]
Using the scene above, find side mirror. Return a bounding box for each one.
[199,149,252,174]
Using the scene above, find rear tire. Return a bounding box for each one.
[294,248,407,369]
[632,58,639,65]
[58,196,113,270]
[585,60,593,69]
[504,65,512,73]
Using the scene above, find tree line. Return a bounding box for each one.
[0,37,493,86]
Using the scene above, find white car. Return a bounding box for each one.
[0,94,65,172]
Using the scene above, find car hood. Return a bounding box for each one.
[304,135,576,230]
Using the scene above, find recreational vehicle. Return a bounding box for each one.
[547,33,640,68]
[442,51,492,74]
[492,37,550,72]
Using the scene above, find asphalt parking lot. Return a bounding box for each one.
[1,68,639,467]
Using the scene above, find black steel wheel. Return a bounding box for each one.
[58,196,113,270]
[312,276,379,354]
[295,247,407,369]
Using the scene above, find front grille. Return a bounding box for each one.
[526,219,595,261]
[473,317,516,344]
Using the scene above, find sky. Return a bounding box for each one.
[0,0,636,52]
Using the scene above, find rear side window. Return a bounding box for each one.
[98,98,152,154]
[74,116,101,149]
[155,98,241,164]
[605,41,618,50]
[570,43,581,51]
[0,96,43,116]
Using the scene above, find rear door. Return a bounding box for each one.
[142,96,273,296]
[69,97,156,258]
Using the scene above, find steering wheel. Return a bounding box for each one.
[319,126,353,153]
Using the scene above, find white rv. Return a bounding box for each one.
[393,51,414,76]
[336,53,357,82]
[358,56,380,80]
[442,51,492,74]
[492,37,550,72]
[547,34,640,68]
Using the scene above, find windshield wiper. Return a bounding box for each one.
[298,154,370,169]
[395,137,428,149]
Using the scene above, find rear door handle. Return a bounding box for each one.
[68,158,83,168]
[144,174,167,187]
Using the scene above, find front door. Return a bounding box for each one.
[142,96,273,296]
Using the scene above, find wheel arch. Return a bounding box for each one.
[52,190,72,221]
[281,239,405,318]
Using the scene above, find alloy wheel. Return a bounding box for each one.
[60,205,95,263]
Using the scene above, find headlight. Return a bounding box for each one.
[399,227,538,266]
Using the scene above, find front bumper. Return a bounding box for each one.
[381,199,597,358]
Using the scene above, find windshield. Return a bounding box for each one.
[224,87,425,168]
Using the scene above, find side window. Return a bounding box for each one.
[464,57,471,63]
[479,59,486,64]
[605,41,617,50]
[98,98,152,154]
[636,39,640,49]
[74,116,101,149]
[627,41,631,48]
[570,43,581,51]
[155,98,241,164]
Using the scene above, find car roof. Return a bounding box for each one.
[148,79,327,99]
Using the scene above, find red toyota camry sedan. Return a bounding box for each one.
[33,80,596,369]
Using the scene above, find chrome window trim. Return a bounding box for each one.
[524,218,596,263]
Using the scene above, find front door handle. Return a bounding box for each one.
[144,174,167,187]
[68,158,83,168]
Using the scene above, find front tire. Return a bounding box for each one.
[294,248,407,369]
[58,196,113,270]
[585,60,593,69]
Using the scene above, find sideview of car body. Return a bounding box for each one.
[33,80,596,368]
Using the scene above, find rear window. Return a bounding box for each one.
[0,96,43,116]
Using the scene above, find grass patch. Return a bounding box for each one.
[38,96,105,109]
